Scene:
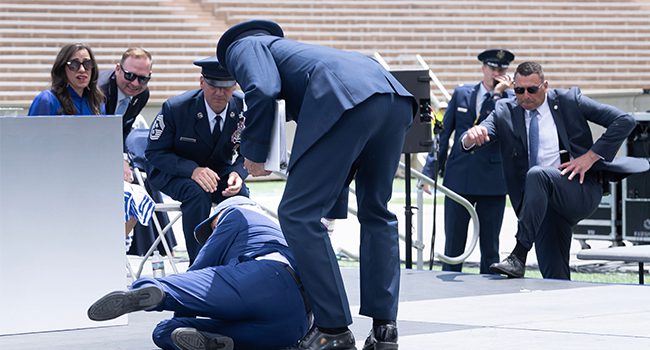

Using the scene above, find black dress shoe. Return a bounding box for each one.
[295,326,356,349]
[489,254,525,278]
[362,322,398,350]
[87,285,164,321]
[171,327,234,350]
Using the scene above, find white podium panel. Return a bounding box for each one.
[0,116,126,335]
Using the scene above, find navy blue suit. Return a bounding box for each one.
[223,35,416,327]
[133,206,309,350]
[423,83,510,273]
[98,70,149,149]
[469,87,636,279]
[145,90,249,263]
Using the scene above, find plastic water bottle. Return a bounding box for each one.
[151,250,165,278]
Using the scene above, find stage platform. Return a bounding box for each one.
[0,268,648,350]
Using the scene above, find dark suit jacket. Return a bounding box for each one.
[424,83,510,195]
[223,35,417,170]
[145,89,247,191]
[469,87,636,214]
[98,70,150,147]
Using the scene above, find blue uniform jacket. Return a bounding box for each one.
[145,89,247,191]
[224,35,417,169]
[468,87,636,214]
[424,83,509,195]
[189,206,297,272]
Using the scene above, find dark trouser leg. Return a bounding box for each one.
[139,260,309,349]
[475,195,506,274]
[279,94,412,327]
[534,209,573,280]
[442,196,471,272]
[515,167,601,277]
[160,179,212,264]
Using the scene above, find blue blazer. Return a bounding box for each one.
[145,89,247,191]
[189,206,297,272]
[223,35,417,169]
[428,83,509,195]
[98,70,150,146]
[468,87,636,214]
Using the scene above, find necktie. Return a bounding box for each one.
[478,92,494,120]
[115,97,129,116]
[528,109,539,168]
[212,115,222,143]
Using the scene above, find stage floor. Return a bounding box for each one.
[1,268,648,350]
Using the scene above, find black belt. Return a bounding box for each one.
[283,265,312,313]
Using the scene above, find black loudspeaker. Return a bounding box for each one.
[390,69,433,154]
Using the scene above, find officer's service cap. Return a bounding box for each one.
[193,56,236,88]
[194,195,259,244]
[217,19,284,71]
[478,49,515,69]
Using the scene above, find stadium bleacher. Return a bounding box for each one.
[1,0,649,107]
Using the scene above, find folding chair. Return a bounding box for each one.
[125,128,180,278]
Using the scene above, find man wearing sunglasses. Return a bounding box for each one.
[99,47,153,184]
[462,61,647,280]
[421,49,514,275]
[145,56,249,265]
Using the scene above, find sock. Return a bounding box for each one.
[373,319,396,328]
[512,241,529,264]
[318,326,349,335]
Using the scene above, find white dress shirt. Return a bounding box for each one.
[525,95,561,167]
[205,100,228,133]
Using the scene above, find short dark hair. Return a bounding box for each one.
[515,61,545,81]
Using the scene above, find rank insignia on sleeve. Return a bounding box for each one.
[150,114,165,140]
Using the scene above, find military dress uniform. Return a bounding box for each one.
[146,59,248,263]
[422,49,514,274]
[217,20,417,348]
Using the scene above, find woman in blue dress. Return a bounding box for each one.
[28,43,105,116]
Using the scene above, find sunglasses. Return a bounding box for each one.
[514,82,544,95]
[120,66,151,85]
[66,59,94,72]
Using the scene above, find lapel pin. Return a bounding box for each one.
[229,111,235,119]
[197,112,204,119]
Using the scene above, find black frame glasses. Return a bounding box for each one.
[66,59,94,72]
[514,82,544,95]
[120,66,151,85]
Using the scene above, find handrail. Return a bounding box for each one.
[399,162,480,264]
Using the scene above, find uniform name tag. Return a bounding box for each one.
[457,107,468,113]
[179,137,197,143]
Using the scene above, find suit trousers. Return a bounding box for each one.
[160,178,249,264]
[516,166,602,279]
[442,194,505,274]
[278,93,413,328]
[133,258,309,350]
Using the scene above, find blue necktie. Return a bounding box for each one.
[478,92,494,120]
[528,109,539,168]
[115,97,129,116]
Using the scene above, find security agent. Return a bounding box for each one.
[217,19,417,350]
[421,49,514,274]
[463,61,648,280]
[88,196,310,350]
[145,56,249,264]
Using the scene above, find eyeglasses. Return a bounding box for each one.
[66,59,94,72]
[514,82,544,95]
[120,66,151,85]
